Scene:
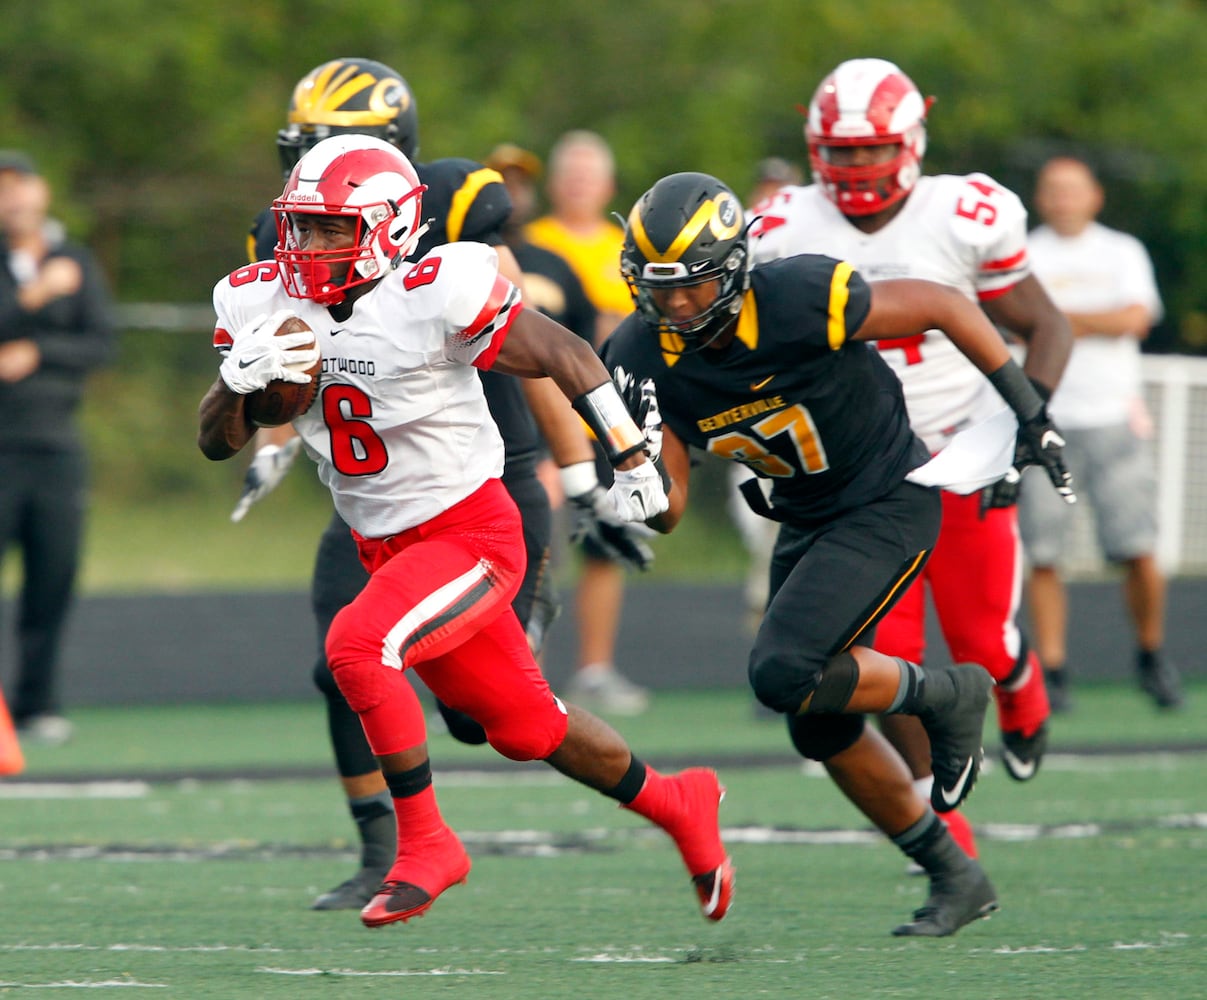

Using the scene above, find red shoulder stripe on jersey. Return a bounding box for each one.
[980,248,1027,272]
[465,273,515,338]
[213,327,234,351]
[470,288,525,370]
[976,282,1020,302]
[748,214,787,239]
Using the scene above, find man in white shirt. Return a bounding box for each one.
[1019,156,1182,710]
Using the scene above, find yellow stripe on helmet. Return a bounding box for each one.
[629,191,742,265]
[289,63,409,127]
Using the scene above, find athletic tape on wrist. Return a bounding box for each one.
[559,461,599,499]
[571,382,646,466]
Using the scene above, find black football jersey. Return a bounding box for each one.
[601,254,930,524]
[248,157,541,478]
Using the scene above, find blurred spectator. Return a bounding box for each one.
[1019,155,1182,710]
[0,151,115,745]
[746,156,803,209]
[524,131,650,715]
[485,143,597,352]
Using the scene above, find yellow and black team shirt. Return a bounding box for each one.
[248,157,543,478]
[601,253,929,524]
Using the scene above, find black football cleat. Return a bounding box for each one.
[892,859,999,938]
[919,663,993,813]
[1000,723,1049,782]
[311,866,389,911]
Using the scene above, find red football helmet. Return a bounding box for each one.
[273,134,427,305]
[805,58,933,216]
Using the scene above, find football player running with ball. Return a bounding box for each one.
[234,58,651,912]
[748,59,1073,860]
[601,171,1074,936]
[199,136,733,929]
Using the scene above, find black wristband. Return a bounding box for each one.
[572,382,646,466]
[987,359,1045,423]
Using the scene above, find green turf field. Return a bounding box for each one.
[2,684,1204,998]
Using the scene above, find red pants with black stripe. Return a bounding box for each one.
[325,478,569,761]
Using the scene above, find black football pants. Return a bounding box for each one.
[748,480,941,715]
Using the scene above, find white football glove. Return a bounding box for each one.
[230,437,303,523]
[608,461,670,522]
[219,309,318,395]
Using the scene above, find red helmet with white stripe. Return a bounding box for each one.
[273,134,427,305]
[806,58,932,216]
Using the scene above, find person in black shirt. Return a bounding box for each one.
[0,151,115,745]
[603,171,1075,938]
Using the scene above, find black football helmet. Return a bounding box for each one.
[620,172,750,352]
[276,58,419,175]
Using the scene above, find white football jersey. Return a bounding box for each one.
[213,242,521,537]
[749,174,1029,451]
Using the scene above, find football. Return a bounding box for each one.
[244,316,322,427]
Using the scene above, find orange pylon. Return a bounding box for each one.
[0,692,25,776]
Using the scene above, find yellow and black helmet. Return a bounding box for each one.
[620,172,750,351]
[277,58,419,174]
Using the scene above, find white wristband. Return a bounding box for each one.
[559,461,599,499]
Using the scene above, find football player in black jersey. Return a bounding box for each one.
[235,58,652,912]
[602,172,1076,938]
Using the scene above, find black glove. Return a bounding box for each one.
[979,410,1076,518]
[567,483,655,571]
[1016,409,1076,503]
[979,465,1021,517]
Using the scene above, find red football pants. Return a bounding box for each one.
[875,490,1029,681]
[325,478,568,760]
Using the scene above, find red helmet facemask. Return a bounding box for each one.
[804,58,934,216]
[273,135,427,305]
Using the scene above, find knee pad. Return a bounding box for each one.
[748,650,826,715]
[787,712,866,762]
[807,652,861,714]
[326,607,392,714]
[311,655,341,699]
[483,698,569,762]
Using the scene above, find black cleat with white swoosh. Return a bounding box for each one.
[918,663,994,813]
[1000,723,1048,782]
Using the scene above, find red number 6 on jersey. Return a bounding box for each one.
[321,384,388,476]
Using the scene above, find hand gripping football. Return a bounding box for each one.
[244,316,321,427]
